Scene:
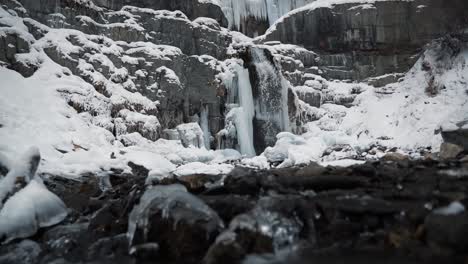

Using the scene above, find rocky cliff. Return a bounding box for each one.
[259,0,468,80]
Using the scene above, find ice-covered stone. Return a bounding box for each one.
[176,123,206,149]
[127,184,223,261]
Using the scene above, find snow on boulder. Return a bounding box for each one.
[0,147,40,205]
[115,109,161,141]
[193,17,221,31]
[0,148,67,243]
[0,179,68,243]
[173,162,234,177]
[176,123,206,149]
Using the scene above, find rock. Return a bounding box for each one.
[439,143,464,160]
[367,73,405,88]
[260,0,468,80]
[128,184,224,263]
[114,110,161,141]
[425,211,468,255]
[294,87,322,108]
[91,0,228,27]
[442,127,468,151]
[204,196,305,264]
[200,195,256,224]
[43,223,89,255]
[176,122,206,148]
[0,239,42,264]
[382,152,409,162]
[87,233,129,260]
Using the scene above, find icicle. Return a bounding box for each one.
[218,0,318,30]
[200,105,211,149]
[220,62,256,157]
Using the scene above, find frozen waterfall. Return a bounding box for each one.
[219,0,317,30]
[222,64,256,157]
[250,47,290,134]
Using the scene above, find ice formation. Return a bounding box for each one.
[222,63,257,157]
[219,0,317,31]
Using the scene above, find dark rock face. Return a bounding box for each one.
[0,240,42,264]
[425,210,468,255]
[442,126,468,152]
[0,28,37,77]
[261,0,468,80]
[92,0,228,27]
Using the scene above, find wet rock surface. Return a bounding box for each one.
[0,157,466,264]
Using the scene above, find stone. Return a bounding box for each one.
[128,184,224,263]
[176,122,206,148]
[91,0,228,27]
[442,127,468,151]
[439,143,464,160]
[204,196,305,264]
[382,152,409,162]
[0,240,42,264]
[260,0,468,80]
[425,211,468,255]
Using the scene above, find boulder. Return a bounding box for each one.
[425,204,468,255]
[128,184,224,262]
[204,196,305,264]
[442,126,468,152]
[439,143,464,160]
[0,240,42,264]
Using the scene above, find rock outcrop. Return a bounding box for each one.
[92,0,228,27]
[260,0,468,80]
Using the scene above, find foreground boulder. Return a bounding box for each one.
[127,184,224,262]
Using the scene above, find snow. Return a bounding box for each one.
[122,150,176,178]
[256,46,468,168]
[173,162,234,177]
[0,179,68,243]
[434,201,466,216]
[321,159,366,167]
[176,123,206,149]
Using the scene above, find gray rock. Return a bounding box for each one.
[425,211,468,255]
[0,240,42,264]
[43,223,89,255]
[439,143,464,160]
[128,184,224,262]
[260,0,468,80]
[442,127,468,152]
[91,0,228,27]
[204,196,304,264]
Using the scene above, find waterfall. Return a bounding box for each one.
[200,105,211,149]
[236,67,256,157]
[221,64,256,157]
[250,47,290,133]
[219,47,291,155]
